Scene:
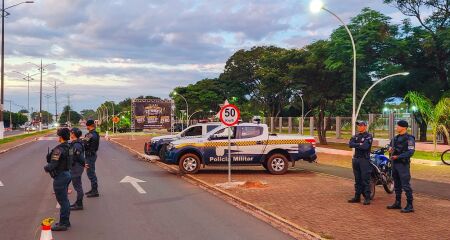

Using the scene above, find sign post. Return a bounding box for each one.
[219,104,240,183]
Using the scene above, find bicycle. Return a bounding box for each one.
[442,149,450,165]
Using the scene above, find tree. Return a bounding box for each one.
[405,91,450,152]
[80,109,97,120]
[4,111,27,128]
[59,105,82,125]
[31,111,54,124]
[384,0,450,91]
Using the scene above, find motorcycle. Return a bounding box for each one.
[369,146,394,200]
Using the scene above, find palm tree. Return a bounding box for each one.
[405,91,450,153]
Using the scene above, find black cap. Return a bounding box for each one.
[356,121,367,126]
[70,127,82,138]
[57,128,70,141]
[86,119,95,126]
[397,120,409,128]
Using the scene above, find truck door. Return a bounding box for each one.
[203,126,238,165]
[234,126,265,164]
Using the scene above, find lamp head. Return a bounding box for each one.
[310,0,323,13]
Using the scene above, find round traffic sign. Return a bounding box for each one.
[219,104,240,126]
[112,116,120,124]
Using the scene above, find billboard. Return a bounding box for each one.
[131,99,173,130]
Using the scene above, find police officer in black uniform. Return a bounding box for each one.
[84,120,100,198]
[387,120,415,213]
[69,128,85,210]
[348,121,373,205]
[44,128,72,231]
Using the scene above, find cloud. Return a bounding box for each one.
[3,0,412,112]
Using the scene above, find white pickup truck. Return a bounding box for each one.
[165,123,317,174]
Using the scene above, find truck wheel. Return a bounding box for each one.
[267,154,289,175]
[179,153,201,174]
[158,144,168,162]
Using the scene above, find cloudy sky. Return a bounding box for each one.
[3,0,409,113]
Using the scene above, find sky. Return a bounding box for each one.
[3,0,412,113]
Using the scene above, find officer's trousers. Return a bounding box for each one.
[352,157,372,199]
[54,171,71,225]
[86,153,98,190]
[393,161,413,202]
[71,163,84,201]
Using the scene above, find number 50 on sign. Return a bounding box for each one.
[219,104,240,127]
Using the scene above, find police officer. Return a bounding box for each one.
[348,121,373,205]
[387,120,415,213]
[44,128,72,231]
[69,128,85,210]
[84,120,100,198]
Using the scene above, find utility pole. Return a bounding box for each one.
[13,71,38,119]
[28,60,55,131]
[46,79,62,124]
[67,94,70,125]
[44,93,52,125]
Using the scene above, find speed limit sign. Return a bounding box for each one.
[219,104,240,126]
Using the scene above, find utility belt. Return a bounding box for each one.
[48,169,70,178]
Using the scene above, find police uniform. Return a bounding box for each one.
[387,121,415,213]
[44,141,71,230]
[348,127,373,204]
[70,138,85,210]
[84,126,100,197]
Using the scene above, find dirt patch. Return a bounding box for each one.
[240,181,268,189]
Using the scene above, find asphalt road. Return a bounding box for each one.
[0,137,292,240]
[296,161,450,200]
[4,129,25,137]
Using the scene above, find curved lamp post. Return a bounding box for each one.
[310,0,357,135]
[172,91,189,127]
[355,72,409,120]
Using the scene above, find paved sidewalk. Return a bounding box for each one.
[112,135,450,240]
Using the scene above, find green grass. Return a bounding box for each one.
[0,129,54,145]
[317,142,443,161]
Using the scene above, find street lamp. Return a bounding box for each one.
[188,110,203,124]
[27,60,56,132]
[172,91,189,127]
[294,90,305,135]
[310,0,357,135]
[0,0,34,139]
[101,96,115,133]
[355,72,409,120]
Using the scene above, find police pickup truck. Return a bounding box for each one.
[165,123,317,175]
[144,122,221,160]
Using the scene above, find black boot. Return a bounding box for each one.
[363,198,371,205]
[70,200,83,211]
[387,199,402,209]
[85,189,93,195]
[347,194,361,203]
[51,222,70,231]
[86,188,99,198]
[401,201,414,213]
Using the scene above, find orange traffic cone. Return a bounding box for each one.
[40,218,54,240]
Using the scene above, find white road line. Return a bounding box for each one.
[0,181,3,187]
[120,176,147,194]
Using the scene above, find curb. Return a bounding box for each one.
[109,138,323,240]
[0,138,39,154]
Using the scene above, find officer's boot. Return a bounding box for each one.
[347,194,361,203]
[387,197,402,209]
[70,199,83,211]
[51,222,70,231]
[363,198,371,205]
[401,200,414,213]
[86,188,99,198]
[85,189,93,195]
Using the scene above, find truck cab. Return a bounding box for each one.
[144,122,221,160]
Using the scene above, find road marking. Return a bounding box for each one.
[38,137,58,141]
[120,176,147,194]
[0,181,3,187]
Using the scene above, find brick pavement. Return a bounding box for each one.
[112,134,450,240]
